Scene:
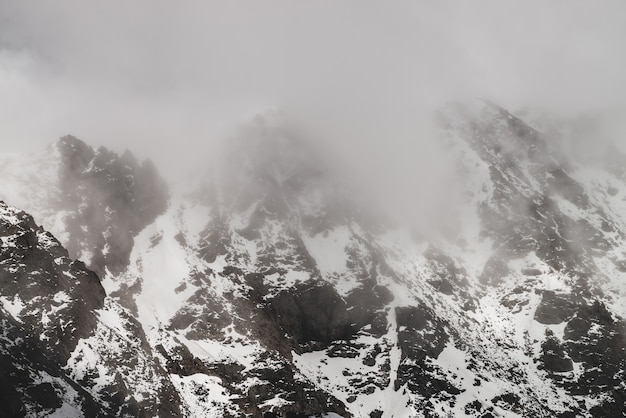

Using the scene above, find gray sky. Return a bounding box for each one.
[1,1,626,183]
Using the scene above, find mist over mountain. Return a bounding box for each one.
[2,1,626,171]
[2,2,626,417]
[1,102,626,417]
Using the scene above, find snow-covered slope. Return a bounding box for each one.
[2,103,626,417]
[101,108,626,416]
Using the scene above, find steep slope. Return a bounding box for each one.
[105,115,369,416]
[433,100,626,416]
[107,106,626,417]
[0,201,183,417]
[0,202,103,417]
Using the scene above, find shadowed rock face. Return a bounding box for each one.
[540,331,574,373]
[563,302,626,403]
[394,305,459,405]
[270,283,355,346]
[0,307,102,418]
[534,291,580,325]
[0,202,105,416]
[266,279,391,352]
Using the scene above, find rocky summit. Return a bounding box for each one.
[1,102,626,417]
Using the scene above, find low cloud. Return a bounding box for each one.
[1,1,626,211]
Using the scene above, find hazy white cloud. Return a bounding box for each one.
[1,0,625,185]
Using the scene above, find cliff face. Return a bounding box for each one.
[2,104,626,417]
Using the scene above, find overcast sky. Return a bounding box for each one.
[1,1,626,183]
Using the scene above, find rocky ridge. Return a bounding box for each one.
[1,102,626,416]
[0,135,169,277]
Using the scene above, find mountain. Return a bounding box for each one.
[1,103,625,417]
[0,201,180,417]
[0,135,169,278]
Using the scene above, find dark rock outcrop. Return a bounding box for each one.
[0,202,105,363]
[55,136,169,276]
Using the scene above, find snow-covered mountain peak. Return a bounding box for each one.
[180,111,381,245]
[0,135,169,277]
[4,103,626,416]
